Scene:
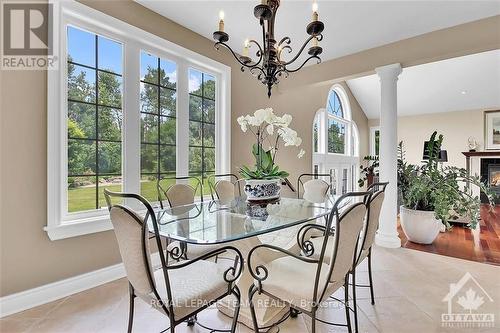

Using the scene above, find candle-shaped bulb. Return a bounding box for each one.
[243,39,249,57]
[312,36,318,47]
[218,11,225,31]
[312,2,319,21]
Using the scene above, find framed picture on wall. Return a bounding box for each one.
[484,110,500,150]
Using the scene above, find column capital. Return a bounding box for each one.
[375,63,402,80]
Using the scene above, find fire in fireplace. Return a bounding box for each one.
[481,158,500,204]
[489,165,500,187]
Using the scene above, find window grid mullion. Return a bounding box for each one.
[94,34,99,210]
[156,57,161,182]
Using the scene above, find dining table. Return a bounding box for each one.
[151,195,343,328]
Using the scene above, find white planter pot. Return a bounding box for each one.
[244,179,281,201]
[400,206,441,244]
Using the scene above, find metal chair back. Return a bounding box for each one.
[297,173,333,199]
[157,176,203,209]
[207,173,241,200]
[357,182,388,264]
[313,191,371,303]
[104,190,173,317]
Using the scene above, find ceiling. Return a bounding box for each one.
[136,0,500,65]
[346,49,500,119]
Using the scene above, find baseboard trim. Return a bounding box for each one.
[0,262,126,318]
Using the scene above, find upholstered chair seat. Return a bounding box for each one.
[144,260,232,321]
[254,256,337,312]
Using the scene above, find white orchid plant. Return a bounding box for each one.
[237,108,305,180]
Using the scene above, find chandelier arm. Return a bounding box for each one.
[277,36,291,47]
[285,55,321,73]
[249,66,267,79]
[273,69,289,80]
[283,34,321,66]
[278,45,292,61]
[248,39,264,66]
[215,41,258,69]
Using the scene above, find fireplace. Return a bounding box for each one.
[480,158,500,204]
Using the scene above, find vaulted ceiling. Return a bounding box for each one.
[347,50,500,119]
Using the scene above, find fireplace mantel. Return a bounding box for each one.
[462,151,500,157]
[463,151,500,204]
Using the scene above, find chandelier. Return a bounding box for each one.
[213,0,324,97]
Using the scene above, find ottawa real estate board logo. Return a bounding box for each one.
[442,272,495,329]
[1,1,58,70]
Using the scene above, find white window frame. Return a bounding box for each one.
[47,1,231,240]
[312,84,359,194]
[370,126,380,156]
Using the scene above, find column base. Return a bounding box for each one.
[375,232,401,248]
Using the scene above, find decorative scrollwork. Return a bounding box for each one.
[296,223,327,256]
[301,240,315,257]
[222,256,244,284]
[167,246,244,284]
[168,241,187,261]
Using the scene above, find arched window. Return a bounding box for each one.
[312,85,359,194]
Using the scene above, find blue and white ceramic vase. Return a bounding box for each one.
[244,179,281,201]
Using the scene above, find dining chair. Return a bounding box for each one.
[157,176,203,210]
[299,183,388,333]
[247,192,371,333]
[357,182,389,299]
[297,173,333,202]
[296,173,333,240]
[208,173,242,201]
[157,176,220,261]
[104,190,243,333]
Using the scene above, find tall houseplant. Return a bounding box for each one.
[237,108,304,200]
[399,132,495,244]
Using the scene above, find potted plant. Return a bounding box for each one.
[358,155,379,188]
[237,108,304,201]
[399,132,495,244]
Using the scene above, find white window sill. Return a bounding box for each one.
[44,215,113,241]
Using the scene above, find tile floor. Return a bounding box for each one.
[1,246,499,333]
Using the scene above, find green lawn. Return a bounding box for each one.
[68,176,214,212]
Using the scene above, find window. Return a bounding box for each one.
[370,127,380,156]
[66,26,123,212]
[47,1,231,240]
[328,119,346,154]
[313,115,319,153]
[188,69,216,194]
[140,51,177,201]
[327,90,343,118]
[312,85,359,194]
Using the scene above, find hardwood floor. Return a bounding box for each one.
[398,205,500,266]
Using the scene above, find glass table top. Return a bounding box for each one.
[150,196,340,244]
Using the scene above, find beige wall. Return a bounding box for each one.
[368,109,488,168]
[0,0,498,296]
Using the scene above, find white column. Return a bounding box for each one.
[375,63,402,248]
